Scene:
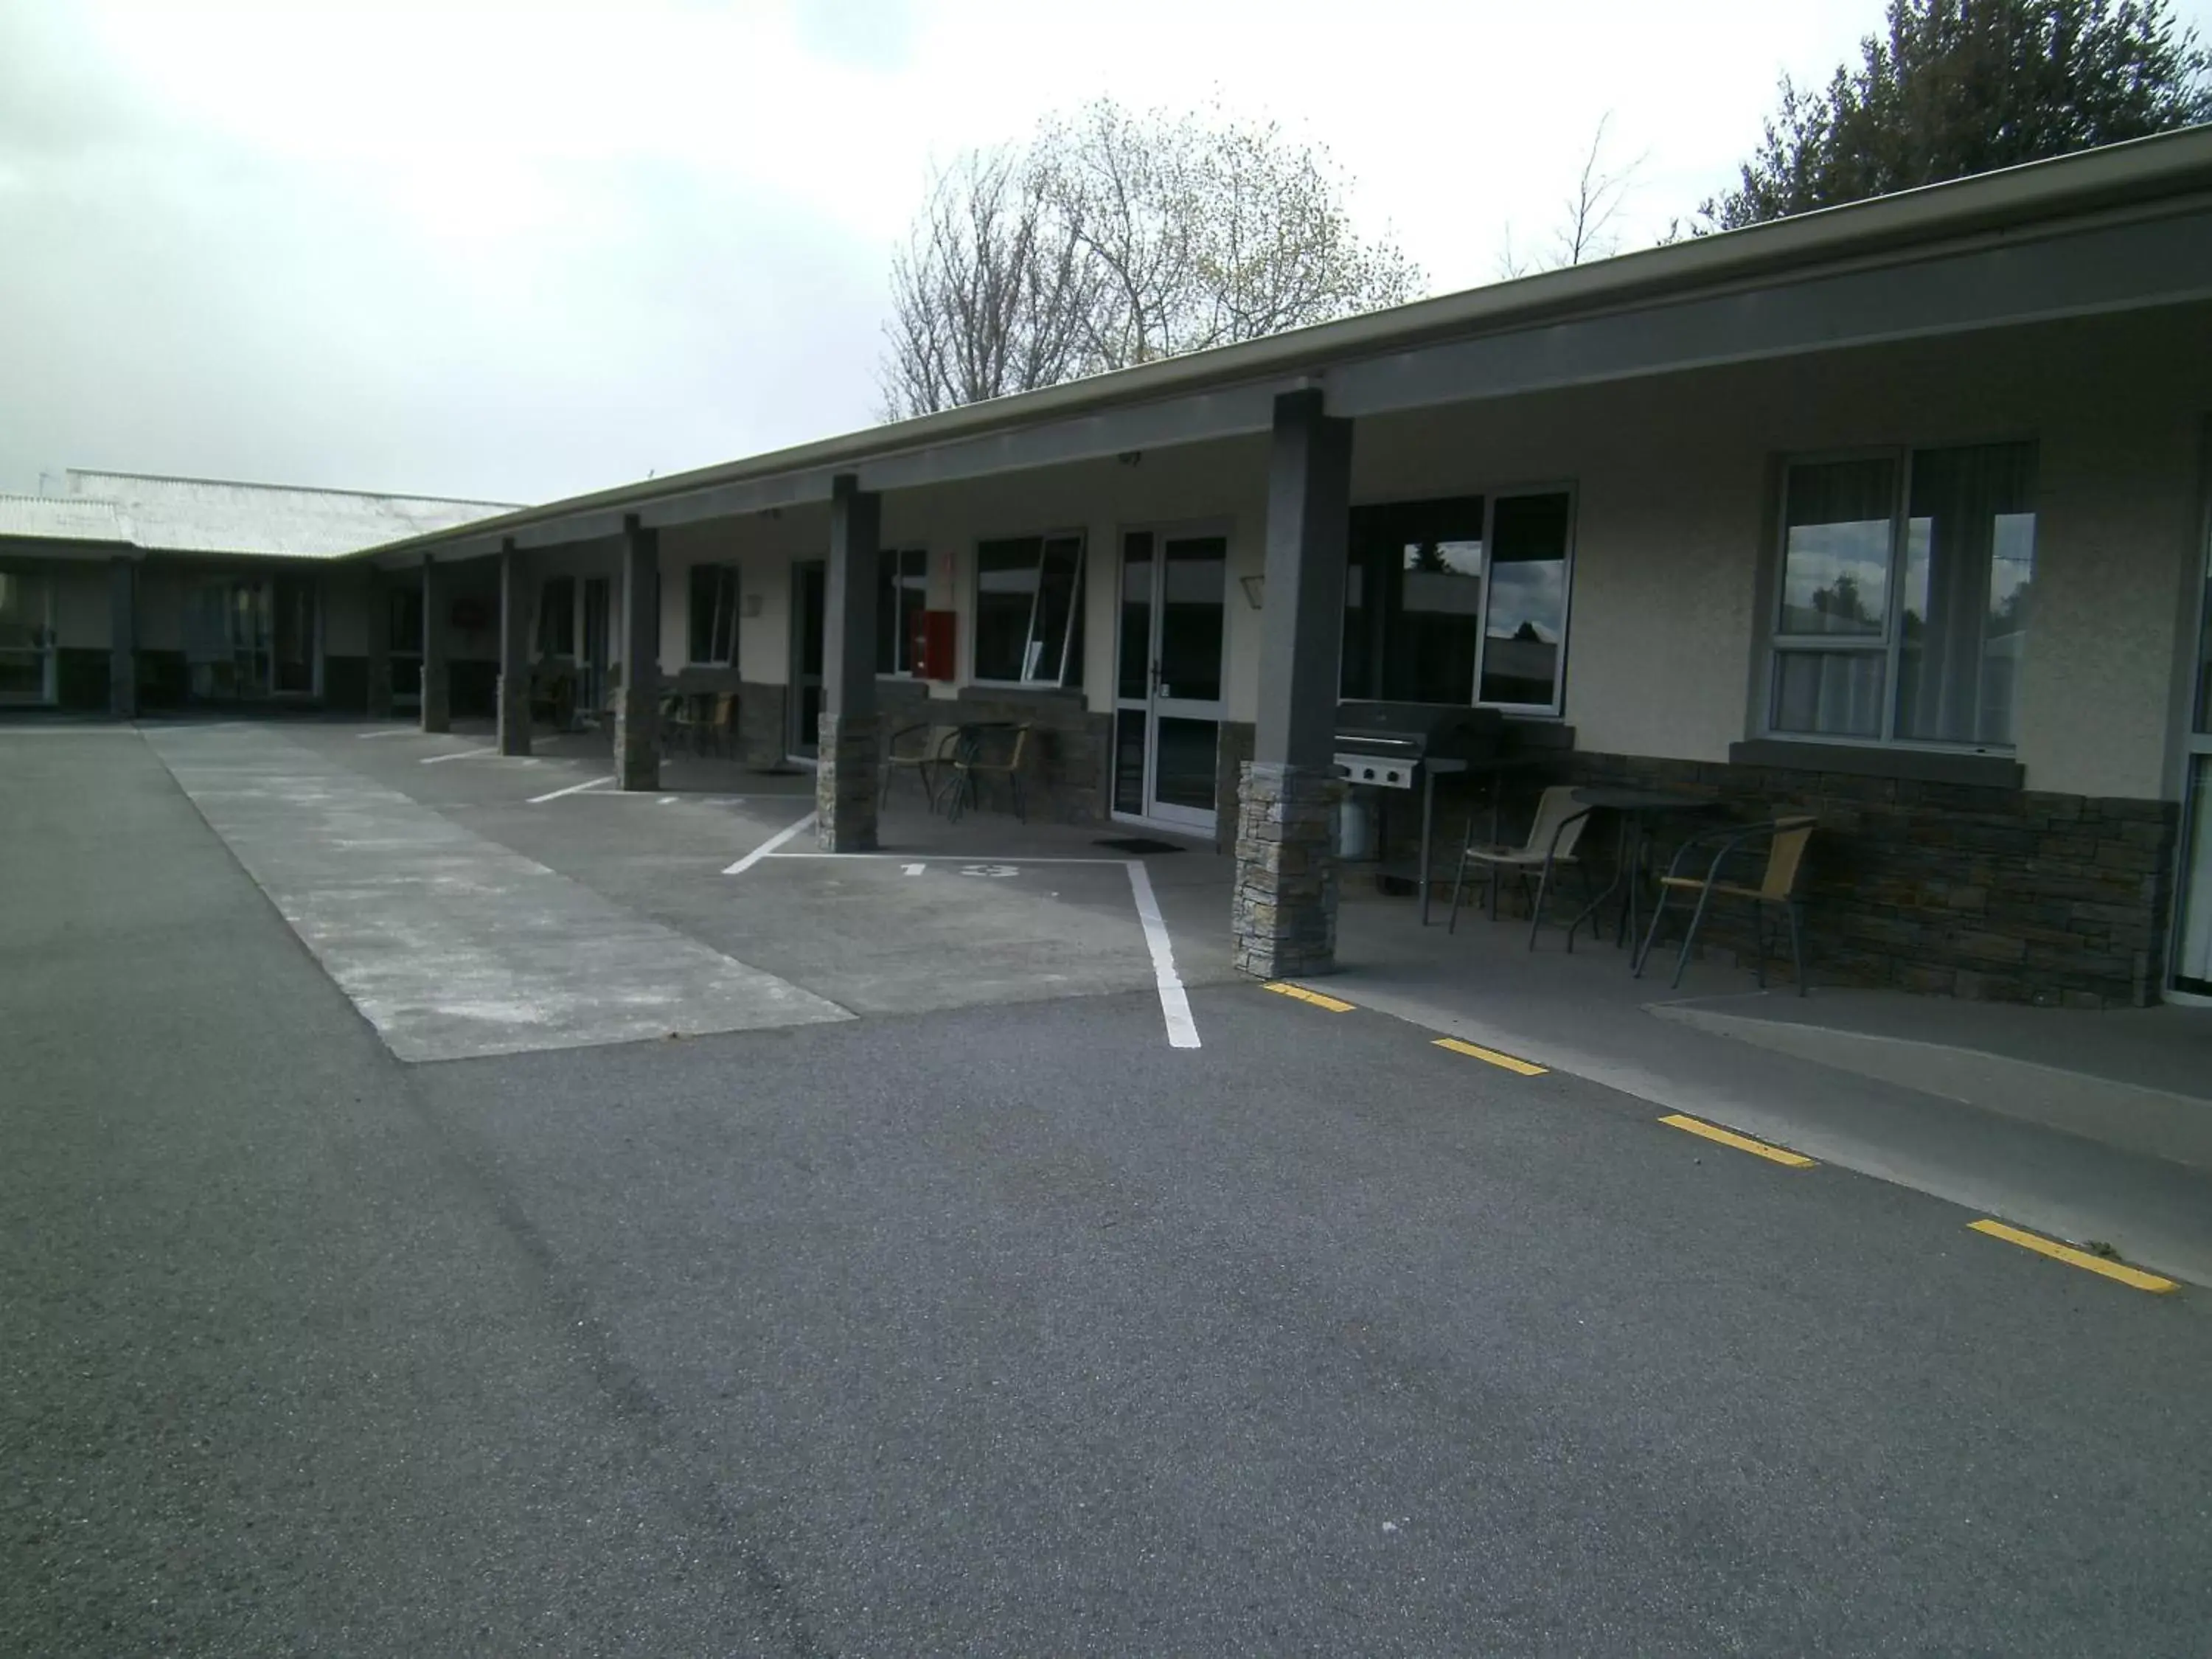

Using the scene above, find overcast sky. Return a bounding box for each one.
[6,0,2208,506]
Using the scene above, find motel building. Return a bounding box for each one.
[10,128,2212,1009]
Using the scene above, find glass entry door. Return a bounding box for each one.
[789,560,826,759]
[2174,531,2212,995]
[1113,529,1227,833]
[0,568,57,706]
[389,583,423,711]
[580,577,611,718]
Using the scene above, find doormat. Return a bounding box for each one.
[1093,836,1185,855]
[748,764,804,777]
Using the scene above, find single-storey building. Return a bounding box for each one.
[27,129,2212,1010]
[0,469,516,714]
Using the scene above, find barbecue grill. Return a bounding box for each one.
[1335,703,1517,924]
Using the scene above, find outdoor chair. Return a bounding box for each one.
[1634,815,1818,992]
[706,692,739,759]
[946,723,1032,823]
[1446,783,1596,948]
[883,722,961,810]
[661,692,700,754]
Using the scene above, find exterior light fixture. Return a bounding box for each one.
[1239,574,1265,609]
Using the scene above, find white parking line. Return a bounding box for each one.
[421,745,498,765]
[354,727,421,740]
[723,810,818,874]
[527,774,615,804]
[757,847,1201,1049]
[1126,860,1200,1049]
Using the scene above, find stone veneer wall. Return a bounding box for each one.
[1556,752,2179,1009]
[735,680,788,768]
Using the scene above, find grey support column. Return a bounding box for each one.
[815,474,882,851]
[1235,389,1353,979]
[613,517,661,790]
[420,557,451,734]
[495,540,532,757]
[108,557,136,720]
[364,568,393,719]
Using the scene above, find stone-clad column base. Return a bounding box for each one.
[1233,761,1343,979]
[613,686,660,790]
[815,712,882,852]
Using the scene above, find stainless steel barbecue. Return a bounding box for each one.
[1333,702,1503,787]
[1334,703,1511,923]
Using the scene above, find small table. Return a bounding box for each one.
[1565,787,1714,951]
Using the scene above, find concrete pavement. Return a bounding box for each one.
[9,722,2212,1654]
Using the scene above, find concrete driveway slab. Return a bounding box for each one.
[143,723,850,1060]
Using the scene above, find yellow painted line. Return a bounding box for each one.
[1432,1037,1548,1077]
[1262,981,1355,1013]
[1658,1113,1816,1167]
[1967,1219,2178,1293]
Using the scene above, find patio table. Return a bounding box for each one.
[1565,786,1716,953]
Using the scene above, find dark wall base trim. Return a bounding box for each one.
[1730,738,2024,790]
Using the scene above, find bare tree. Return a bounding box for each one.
[881,99,1423,410]
[879,150,1096,420]
[1495,114,1646,279]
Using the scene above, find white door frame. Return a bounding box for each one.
[2170,478,2212,1000]
[1112,522,1230,837]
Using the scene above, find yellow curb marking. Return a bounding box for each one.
[1659,1113,1817,1167]
[1967,1219,2177,1293]
[1263,982,1355,1013]
[1433,1037,1548,1076]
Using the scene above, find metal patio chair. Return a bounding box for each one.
[706,692,740,759]
[1634,815,1818,992]
[945,723,1032,823]
[1447,783,1597,947]
[883,721,961,811]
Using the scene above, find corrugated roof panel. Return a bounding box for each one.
[64,470,520,559]
[0,492,130,543]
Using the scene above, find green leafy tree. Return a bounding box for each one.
[1699,0,2212,231]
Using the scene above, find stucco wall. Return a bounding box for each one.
[622,302,2210,806]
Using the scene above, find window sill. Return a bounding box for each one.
[1729,738,2023,789]
[960,681,1087,701]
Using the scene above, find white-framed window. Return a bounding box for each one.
[687,562,738,667]
[1767,441,2036,748]
[1339,490,1574,714]
[876,546,928,675]
[973,532,1085,686]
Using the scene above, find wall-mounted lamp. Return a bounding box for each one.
[1239,574,1265,610]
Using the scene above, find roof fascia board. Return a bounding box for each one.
[1332,204,2212,420]
[0,537,134,561]
[855,382,1286,495]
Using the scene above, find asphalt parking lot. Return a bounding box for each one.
[7,720,2212,1656]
